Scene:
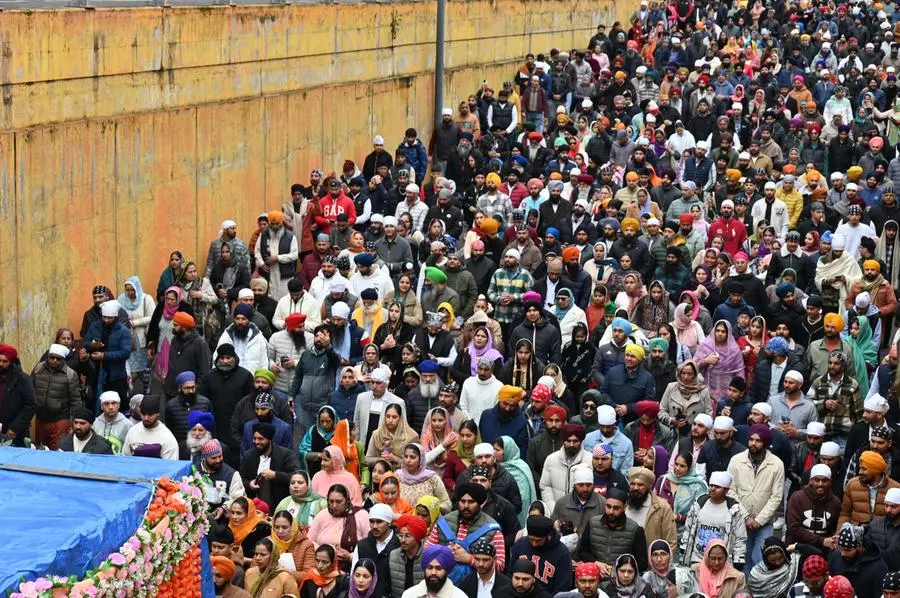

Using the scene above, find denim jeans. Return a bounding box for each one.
[744,523,774,574]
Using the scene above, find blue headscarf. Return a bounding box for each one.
[118,276,145,312]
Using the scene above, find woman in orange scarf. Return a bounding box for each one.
[372,473,414,516]
[331,419,362,482]
[298,544,347,598]
[228,496,272,563]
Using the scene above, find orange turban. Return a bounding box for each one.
[864,259,881,272]
[824,312,844,332]
[173,311,196,330]
[726,169,742,182]
[562,246,581,262]
[549,172,564,181]
[625,171,639,182]
[860,450,887,474]
[479,218,500,235]
[211,556,236,581]
[267,210,285,224]
[783,164,797,175]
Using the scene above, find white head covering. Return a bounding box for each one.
[713,416,735,431]
[100,300,120,318]
[331,301,351,319]
[48,344,69,358]
[886,488,900,505]
[221,219,237,231]
[694,413,713,428]
[537,375,557,390]
[383,216,399,227]
[474,443,494,457]
[597,405,617,426]
[865,394,890,413]
[369,503,395,522]
[709,471,733,488]
[831,234,847,250]
[238,288,254,299]
[810,464,832,479]
[784,370,804,384]
[752,403,773,418]
[371,368,390,384]
[820,441,842,457]
[806,422,826,437]
[572,465,594,485]
[99,390,121,404]
[374,135,385,145]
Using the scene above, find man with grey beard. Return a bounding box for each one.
[404,359,442,433]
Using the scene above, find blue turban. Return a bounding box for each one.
[611,317,633,335]
[765,337,789,356]
[187,410,215,432]
[545,227,561,239]
[419,359,439,374]
[234,303,253,319]
[599,217,621,231]
[548,180,564,193]
[821,230,833,244]
[421,544,456,573]
[775,282,796,299]
[176,371,196,387]
[512,155,529,167]
[354,252,376,267]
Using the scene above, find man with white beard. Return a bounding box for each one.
[254,210,299,299]
[404,360,442,433]
[186,410,215,460]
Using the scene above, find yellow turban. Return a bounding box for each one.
[864,259,881,272]
[847,166,864,181]
[621,218,640,232]
[625,171,639,182]
[498,385,526,404]
[860,450,887,474]
[549,172,564,181]
[824,312,845,333]
[624,343,646,361]
[486,172,502,187]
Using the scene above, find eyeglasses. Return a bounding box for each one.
[583,404,597,411]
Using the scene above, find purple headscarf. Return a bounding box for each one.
[350,559,378,598]
[693,320,745,400]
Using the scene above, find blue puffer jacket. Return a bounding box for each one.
[396,139,428,183]
[83,321,133,383]
[330,381,366,423]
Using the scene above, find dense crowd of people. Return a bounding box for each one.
[12,1,900,597]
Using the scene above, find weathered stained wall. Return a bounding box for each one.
[0,0,635,366]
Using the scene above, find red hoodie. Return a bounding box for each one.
[315,192,358,233]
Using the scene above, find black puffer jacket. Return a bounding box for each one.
[31,361,80,422]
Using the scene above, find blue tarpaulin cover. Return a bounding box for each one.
[0,447,212,596]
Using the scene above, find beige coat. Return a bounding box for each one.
[727,449,785,526]
[642,494,679,551]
